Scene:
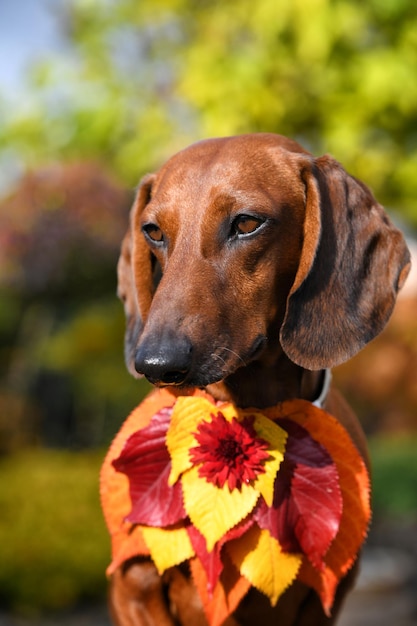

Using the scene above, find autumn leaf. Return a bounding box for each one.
[255,419,342,571]
[101,389,178,532]
[187,515,255,593]
[168,400,287,551]
[182,465,259,551]
[100,388,180,573]
[141,525,195,574]
[190,554,251,626]
[112,406,186,527]
[264,400,371,613]
[250,412,287,506]
[167,396,218,485]
[186,524,224,594]
[102,391,369,618]
[227,525,302,605]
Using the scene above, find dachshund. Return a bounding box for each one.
[110,133,410,625]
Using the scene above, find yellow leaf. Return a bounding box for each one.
[251,413,287,506]
[228,527,302,606]
[167,397,216,485]
[141,525,195,574]
[182,466,259,551]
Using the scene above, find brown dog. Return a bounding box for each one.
[111,133,410,625]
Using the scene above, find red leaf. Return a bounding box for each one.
[255,420,342,571]
[112,407,186,527]
[187,516,255,594]
[187,524,223,594]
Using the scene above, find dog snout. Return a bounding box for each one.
[134,334,193,387]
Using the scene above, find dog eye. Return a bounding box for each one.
[231,215,265,238]
[143,224,164,244]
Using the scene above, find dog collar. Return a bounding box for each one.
[101,387,370,626]
[312,369,332,408]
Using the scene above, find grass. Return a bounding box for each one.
[0,449,109,615]
[370,434,417,517]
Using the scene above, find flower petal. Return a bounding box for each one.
[182,466,259,551]
[227,526,302,605]
[141,525,195,574]
[190,412,271,489]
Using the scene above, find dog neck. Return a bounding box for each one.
[206,356,329,409]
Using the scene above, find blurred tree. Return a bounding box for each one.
[0,0,416,223]
[0,163,129,297]
[0,163,150,450]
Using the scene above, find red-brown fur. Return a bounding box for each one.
[112,134,410,625]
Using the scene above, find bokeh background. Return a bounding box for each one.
[0,1,416,624]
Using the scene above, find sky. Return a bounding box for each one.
[0,0,64,95]
[0,0,69,192]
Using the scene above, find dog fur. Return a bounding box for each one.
[111,133,410,625]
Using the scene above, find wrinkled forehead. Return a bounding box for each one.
[149,138,306,209]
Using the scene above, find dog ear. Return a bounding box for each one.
[117,174,158,374]
[130,174,159,321]
[280,155,411,370]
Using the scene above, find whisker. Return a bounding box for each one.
[212,347,247,371]
[220,347,247,367]
[211,353,227,366]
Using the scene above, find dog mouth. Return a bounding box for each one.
[129,331,268,389]
[148,366,225,390]
[148,370,192,388]
[141,334,268,390]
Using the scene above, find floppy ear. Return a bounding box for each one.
[130,174,160,322]
[280,155,411,370]
[117,174,158,374]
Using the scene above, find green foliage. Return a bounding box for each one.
[0,449,108,615]
[370,435,417,517]
[1,0,417,223]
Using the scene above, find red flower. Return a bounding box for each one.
[189,411,270,490]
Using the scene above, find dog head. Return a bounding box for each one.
[117,134,410,388]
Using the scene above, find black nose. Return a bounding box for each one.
[134,335,193,386]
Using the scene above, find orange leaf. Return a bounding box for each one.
[190,554,251,626]
[264,400,371,614]
[106,525,148,576]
